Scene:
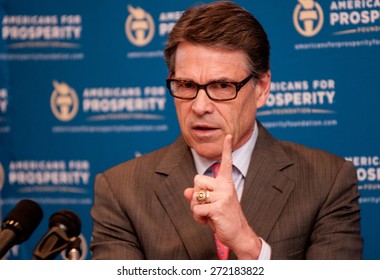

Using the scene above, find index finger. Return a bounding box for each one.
[218,134,233,180]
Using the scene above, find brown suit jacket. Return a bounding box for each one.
[90,122,363,259]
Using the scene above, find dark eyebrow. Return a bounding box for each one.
[176,80,197,85]
[173,77,233,84]
[210,78,233,83]
[171,77,194,82]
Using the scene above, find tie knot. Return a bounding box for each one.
[211,162,221,178]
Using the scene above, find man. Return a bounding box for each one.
[90,1,363,259]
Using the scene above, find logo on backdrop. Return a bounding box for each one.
[345,155,380,204]
[293,0,324,37]
[50,80,79,122]
[0,14,84,61]
[0,162,4,192]
[330,0,380,35]
[258,78,338,129]
[125,7,182,58]
[125,5,155,46]
[0,88,10,133]
[8,159,90,195]
[50,84,169,134]
[293,0,380,50]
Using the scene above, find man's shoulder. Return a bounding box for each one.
[101,135,187,176]
[279,140,348,168]
[103,145,169,175]
[257,121,348,167]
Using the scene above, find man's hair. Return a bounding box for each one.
[164,1,270,80]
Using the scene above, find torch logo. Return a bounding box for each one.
[125,5,155,46]
[293,0,324,37]
[50,80,79,122]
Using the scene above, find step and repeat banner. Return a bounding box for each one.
[0,0,379,260]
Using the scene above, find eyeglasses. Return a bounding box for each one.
[166,74,254,101]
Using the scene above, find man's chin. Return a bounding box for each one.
[192,145,222,161]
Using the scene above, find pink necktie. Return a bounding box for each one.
[211,162,229,260]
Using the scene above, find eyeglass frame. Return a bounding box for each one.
[166,74,254,101]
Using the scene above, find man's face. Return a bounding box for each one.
[173,42,270,160]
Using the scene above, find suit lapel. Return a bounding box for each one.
[153,123,295,259]
[154,137,217,259]
[240,123,295,241]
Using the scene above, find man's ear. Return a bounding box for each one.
[256,71,271,109]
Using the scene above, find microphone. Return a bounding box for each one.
[32,209,81,260]
[0,199,43,259]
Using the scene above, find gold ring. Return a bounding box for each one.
[195,190,210,204]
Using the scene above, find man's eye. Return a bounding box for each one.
[183,82,195,89]
[177,81,195,89]
[218,82,230,89]
[211,82,232,90]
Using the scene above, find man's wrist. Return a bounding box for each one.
[234,230,263,260]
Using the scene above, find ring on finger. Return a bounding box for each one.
[195,190,210,204]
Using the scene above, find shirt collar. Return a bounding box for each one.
[191,121,258,177]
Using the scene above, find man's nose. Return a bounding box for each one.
[191,89,214,115]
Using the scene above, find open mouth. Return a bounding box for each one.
[193,125,218,132]
[196,126,213,130]
[193,125,216,130]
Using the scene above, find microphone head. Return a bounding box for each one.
[48,210,81,238]
[1,199,43,244]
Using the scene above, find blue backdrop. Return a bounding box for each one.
[0,0,379,259]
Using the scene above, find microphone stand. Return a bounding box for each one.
[32,227,69,260]
[65,237,82,260]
